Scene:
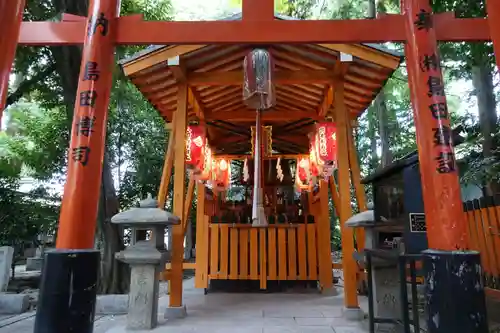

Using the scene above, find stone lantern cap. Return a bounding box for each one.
[111,194,180,228]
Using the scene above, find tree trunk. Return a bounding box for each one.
[471,64,498,195]
[367,0,376,18]
[98,153,129,294]
[368,108,379,170]
[375,91,393,167]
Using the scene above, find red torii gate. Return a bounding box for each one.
[1,0,497,332]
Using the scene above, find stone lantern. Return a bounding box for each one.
[111,194,180,330]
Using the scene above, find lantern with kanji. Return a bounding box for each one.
[314,122,337,180]
[212,158,231,192]
[185,124,207,175]
[243,49,276,110]
[295,157,312,192]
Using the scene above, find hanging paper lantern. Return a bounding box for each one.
[315,122,338,180]
[193,142,213,182]
[185,124,206,174]
[212,158,231,192]
[251,125,273,157]
[295,157,312,192]
[308,133,320,187]
[243,49,276,110]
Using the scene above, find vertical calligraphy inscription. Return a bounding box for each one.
[415,9,457,174]
[87,13,109,37]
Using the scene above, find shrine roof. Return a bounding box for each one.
[119,13,402,154]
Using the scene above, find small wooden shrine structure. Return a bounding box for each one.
[120,13,402,308]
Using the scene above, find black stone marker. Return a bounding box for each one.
[422,249,488,333]
[34,249,100,333]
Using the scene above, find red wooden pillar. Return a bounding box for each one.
[403,0,467,251]
[486,0,500,73]
[56,0,120,249]
[402,1,488,332]
[0,0,25,123]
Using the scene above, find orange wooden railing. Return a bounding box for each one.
[464,196,500,293]
[205,223,321,289]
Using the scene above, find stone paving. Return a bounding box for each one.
[0,278,369,333]
[108,278,370,333]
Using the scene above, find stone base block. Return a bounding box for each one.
[26,257,43,271]
[163,305,187,319]
[95,294,129,315]
[0,293,30,314]
[320,286,339,296]
[341,306,365,321]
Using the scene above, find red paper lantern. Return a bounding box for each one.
[314,122,337,179]
[308,133,320,183]
[212,158,231,192]
[295,157,312,192]
[193,142,213,182]
[185,124,206,174]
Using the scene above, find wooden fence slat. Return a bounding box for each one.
[306,223,318,280]
[278,228,288,280]
[472,200,493,279]
[250,229,259,280]
[210,224,219,278]
[287,228,297,280]
[480,200,499,279]
[268,228,277,280]
[219,224,229,279]
[260,228,267,289]
[229,228,239,280]
[239,229,249,279]
[297,224,308,280]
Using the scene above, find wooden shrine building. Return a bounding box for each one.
[120,13,402,309]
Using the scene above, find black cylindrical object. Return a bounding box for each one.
[422,249,488,333]
[34,249,100,333]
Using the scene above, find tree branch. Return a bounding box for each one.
[6,62,57,107]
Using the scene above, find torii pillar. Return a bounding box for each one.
[403,0,488,332]
[0,0,25,124]
[34,0,120,332]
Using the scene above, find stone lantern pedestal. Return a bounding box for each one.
[112,194,180,330]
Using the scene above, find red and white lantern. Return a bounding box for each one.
[295,157,312,192]
[185,124,206,174]
[212,158,231,192]
[193,142,213,182]
[314,122,337,180]
[308,134,320,187]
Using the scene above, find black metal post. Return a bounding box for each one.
[34,249,100,333]
[422,249,488,333]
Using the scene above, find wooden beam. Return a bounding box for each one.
[214,154,308,160]
[121,45,205,76]
[157,117,176,209]
[194,182,208,288]
[182,178,196,235]
[318,44,401,69]
[206,110,321,122]
[187,70,338,86]
[170,83,188,307]
[243,0,274,21]
[335,77,359,308]
[18,15,490,46]
[346,120,367,253]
